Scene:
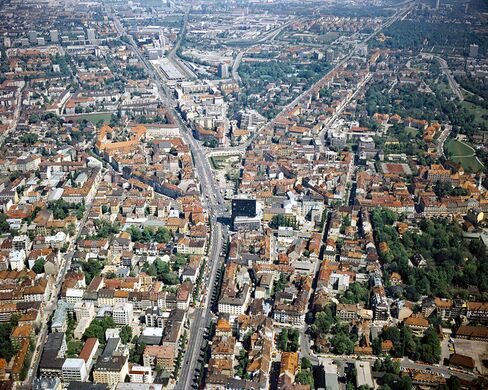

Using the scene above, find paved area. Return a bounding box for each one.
[453,339,488,375]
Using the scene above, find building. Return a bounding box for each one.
[128,365,153,383]
[87,28,97,45]
[456,325,488,341]
[466,302,488,324]
[74,302,95,322]
[32,378,62,390]
[231,198,262,231]
[62,359,88,383]
[28,30,37,44]
[142,345,175,372]
[231,198,257,219]
[50,30,59,43]
[469,44,479,57]
[404,316,429,336]
[218,63,229,79]
[336,303,358,321]
[9,250,26,271]
[79,338,99,370]
[144,307,164,328]
[112,303,134,325]
[39,333,67,378]
[326,49,335,63]
[93,356,129,387]
[449,354,475,371]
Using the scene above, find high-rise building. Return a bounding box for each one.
[435,0,440,10]
[159,29,166,51]
[87,28,96,45]
[326,49,335,63]
[3,37,11,48]
[28,31,37,44]
[357,43,368,57]
[50,29,59,43]
[469,44,479,58]
[218,62,229,79]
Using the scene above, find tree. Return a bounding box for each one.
[129,341,146,364]
[67,340,83,357]
[296,369,314,388]
[301,357,312,370]
[235,350,250,379]
[420,327,441,364]
[120,325,132,344]
[128,226,172,244]
[83,316,116,345]
[277,328,299,352]
[0,315,19,362]
[32,258,45,274]
[272,272,289,298]
[28,115,40,124]
[380,327,402,356]
[81,259,103,285]
[330,332,355,355]
[311,306,335,337]
[338,283,369,304]
[0,213,11,234]
[20,132,39,145]
[173,253,189,272]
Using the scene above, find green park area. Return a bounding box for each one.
[446,139,484,173]
[209,155,241,170]
[72,112,113,125]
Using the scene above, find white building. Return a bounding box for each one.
[45,232,67,249]
[66,288,84,304]
[9,250,26,271]
[112,303,134,325]
[74,302,95,322]
[13,235,31,251]
[129,365,153,384]
[62,358,88,383]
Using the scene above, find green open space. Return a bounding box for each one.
[446,139,484,172]
[69,112,113,125]
[404,126,419,136]
[209,155,241,170]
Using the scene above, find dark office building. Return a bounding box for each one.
[232,198,257,219]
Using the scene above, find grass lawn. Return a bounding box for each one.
[70,112,113,125]
[209,156,226,170]
[209,155,241,170]
[446,139,484,173]
[405,126,419,136]
[446,139,474,157]
[453,156,484,173]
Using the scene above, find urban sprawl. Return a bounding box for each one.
[0,0,487,389]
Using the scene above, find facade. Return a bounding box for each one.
[62,359,88,383]
[112,303,134,325]
[93,356,129,386]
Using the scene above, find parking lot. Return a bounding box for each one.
[453,339,488,375]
